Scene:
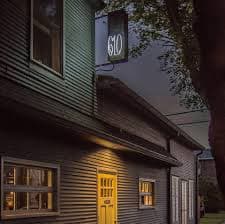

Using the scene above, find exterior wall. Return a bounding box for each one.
[97,92,167,148]
[0,0,96,116]
[170,140,196,224]
[0,122,168,224]
[200,160,218,185]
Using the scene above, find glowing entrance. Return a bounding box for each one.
[97,170,117,224]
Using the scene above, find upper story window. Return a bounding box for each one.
[32,0,63,74]
[139,178,155,209]
[1,157,60,219]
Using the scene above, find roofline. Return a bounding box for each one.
[0,96,181,167]
[97,75,205,151]
[199,157,214,161]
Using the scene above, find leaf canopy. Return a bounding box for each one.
[101,0,205,109]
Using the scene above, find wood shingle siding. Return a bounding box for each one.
[0,122,168,224]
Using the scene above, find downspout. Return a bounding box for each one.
[167,137,172,224]
[196,149,203,224]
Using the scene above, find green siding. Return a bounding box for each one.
[0,0,97,116]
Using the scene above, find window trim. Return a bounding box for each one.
[30,0,65,78]
[1,157,60,220]
[139,178,156,210]
[188,179,194,220]
[171,175,179,223]
[181,179,188,224]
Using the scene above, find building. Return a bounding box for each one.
[0,1,204,224]
[97,75,203,224]
[198,149,225,213]
[199,149,217,185]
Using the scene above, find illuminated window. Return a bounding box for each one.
[31,0,63,74]
[139,178,155,209]
[2,157,60,219]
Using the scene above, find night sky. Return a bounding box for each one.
[96,17,209,148]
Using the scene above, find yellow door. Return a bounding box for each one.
[98,171,117,224]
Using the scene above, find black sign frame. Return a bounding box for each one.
[107,10,128,64]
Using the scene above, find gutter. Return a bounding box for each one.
[196,149,204,224]
[167,137,172,224]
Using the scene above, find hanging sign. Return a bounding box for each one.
[107,10,128,63]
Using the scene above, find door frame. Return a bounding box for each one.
[97,168,118,224]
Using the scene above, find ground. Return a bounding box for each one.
[201,212,225,224]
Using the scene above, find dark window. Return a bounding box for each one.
[32,0,63,74]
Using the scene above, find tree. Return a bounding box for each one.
[193,0,225,204]
[199,177,224,213]
[102,0,225,202]
[102,0,205,109]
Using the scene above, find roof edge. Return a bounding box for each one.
[97,75,205,151]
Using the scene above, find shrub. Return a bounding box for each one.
[199,177,224,213]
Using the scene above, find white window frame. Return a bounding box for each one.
[139,178,155,209]
[1,157,60,220]
[30,0,65,77]
[188,180,194,219]
[171,176,179,223]
[181,180,188,224]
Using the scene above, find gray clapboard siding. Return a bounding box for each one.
[0,0,97,116]
[97,91,167,148]
[0,123,168,224]
[170,140,196,224]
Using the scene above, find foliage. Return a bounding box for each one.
[200,212,225,224]
[101,0,205,109]
[199,177,224,213]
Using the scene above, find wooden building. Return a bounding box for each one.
[199,149,217,185]
[0,1,204,224]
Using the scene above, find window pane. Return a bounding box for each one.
[144,182,149,192]
[4,192,15,211]
[16,167,28,185]
[16,192,27,210]
[33,0,62,73]
[148,195,153,206]
[29,169,41,186]
[4,165,28,185]
[141,195,153,206]
[41,170,53,187]
[29,193,40,209]
[41,193,53,209]
[140,181,154,193]
[4,166,15,185]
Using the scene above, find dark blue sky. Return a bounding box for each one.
[95,17,209,148]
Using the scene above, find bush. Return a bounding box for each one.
[199,178,224,213]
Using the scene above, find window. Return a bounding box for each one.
[181,180,188,224]
[139,178,155,209]
[189,180,194,219]
[31,0,63,74]
[171,176,179,223]
[1,157,60,219]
